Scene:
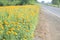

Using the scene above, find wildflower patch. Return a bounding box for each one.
[0,5,39,40]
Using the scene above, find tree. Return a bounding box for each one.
[0,0,37,6]
[52,0,60,7]
[41,1,45,4]
[52,0,58,5]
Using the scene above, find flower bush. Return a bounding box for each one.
[0,5,39,40]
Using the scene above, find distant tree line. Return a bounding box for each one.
[52,0,60,7]
[52,0,60,5]
[0,0,37,6]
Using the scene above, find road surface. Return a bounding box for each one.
[41,5,60,40]
[34,5,60,40]
[42,5,60,17]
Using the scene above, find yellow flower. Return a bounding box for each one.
[0,24,4,30]
[6,24,10,27]
[0,24,3,26]
[4,20,9,25]
[26,30,29,32]
[17,15,21,18]
[9,28,15,31]
[15,22,18,25]
[0,21,3,24]
[26,16,29,19]
[6,31,11,35]
[18,26,21,28]
[14,32,17,35]
[31,13,35,16]
[1,27,4,30]
[11,22,15,24]
[0,31,2,34]
[17,26,21,31]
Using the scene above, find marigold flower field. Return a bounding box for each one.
[0,5,39,40]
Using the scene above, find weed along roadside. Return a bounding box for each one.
[0,5,40,40]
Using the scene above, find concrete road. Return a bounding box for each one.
[42,5,60,17]
[41,5,60,40]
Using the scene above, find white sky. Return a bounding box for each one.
[37,0,52,3]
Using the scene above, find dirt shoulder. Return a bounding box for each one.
[34,9,51,40]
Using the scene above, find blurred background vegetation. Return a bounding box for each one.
[52,0,60,7]
[0,0,37,6]
[41,0,60,8]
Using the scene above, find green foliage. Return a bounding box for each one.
[52,0,60,5]
[59,0,60,3]
[52,0,60,7]
[0,0,37,6]
[0,2,3,6]
[0,0,21,6]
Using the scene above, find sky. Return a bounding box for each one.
[37,0,52,3]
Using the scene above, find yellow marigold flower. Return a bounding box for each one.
[26,30,29,32]
[15,22,18,24]
[0,21,3,24]
[1,27,4,30]
[17,15,21,18]
[0,31,2,34]
[6,24,10,27]
[31,12,35,16]
[18,26,21,28]
[0,24,3,26]
[17,27,20,30]
[0,25,4,30]
[14,32,17,35]
[4,20,9,25]
[9,28,15,31]
[26,16,29,19]
[11,22,15,24]
[6,31,11,35]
